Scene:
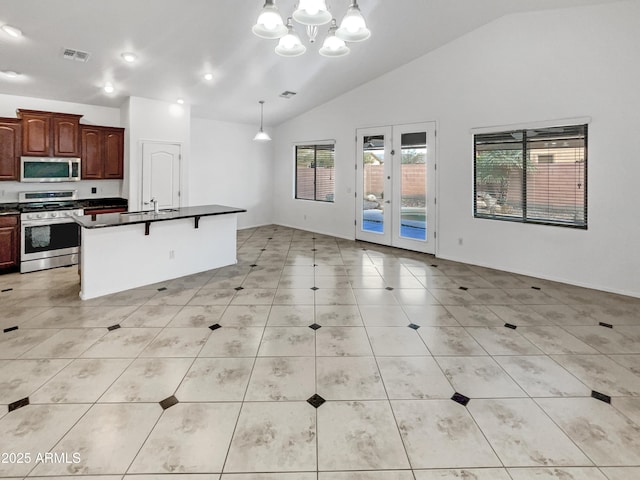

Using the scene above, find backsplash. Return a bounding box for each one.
[0,179,124,202]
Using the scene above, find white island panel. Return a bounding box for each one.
[80,213,237,299]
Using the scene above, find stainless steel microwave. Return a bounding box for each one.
[21,157,81,182]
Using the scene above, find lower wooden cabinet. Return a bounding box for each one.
[84,207,127,215]
[0,215,19,270]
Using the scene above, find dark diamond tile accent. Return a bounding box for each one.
[313,264,318,267]
[311,248,317,252]
[159,395,179,410]
[250,264,258,268]
[261,248,267,251]
[312,237,316,240]
[599,322,613,329]
[307,394,326,408]
[309,323,322,330]
[504,323,517,330]
[3,326,18,333]
[591,390,611,404]
[531,286,541,290]
[310,287,319,291]
[451,392,470,407]
[268,237,273,240]
[408,323,420,330]
[157,287,167,292]
[209,323,222,331]
[459,286,468,291]
[234,286,244,291]
[385,287,394,291]
[8,397,29,413]
[362,248,367,251]
[431,264,438,268]
[107,324,121,331]
[1,288,13,292]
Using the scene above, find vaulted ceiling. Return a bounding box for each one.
[0,0,621,125]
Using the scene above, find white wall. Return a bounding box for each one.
[122,96,191,210]
[0,93,123,202]
[189,118,273,229]
[272,0,640,297]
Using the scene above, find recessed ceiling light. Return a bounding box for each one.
[1,25,22,38]
[203,73,213,81]
[103,82,115,93]
[176,98,184,105]
[121,52,138,63]
[1,70,20,78]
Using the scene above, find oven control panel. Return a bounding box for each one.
[22,209,84,221]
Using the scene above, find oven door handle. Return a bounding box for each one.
[22,218,77,227]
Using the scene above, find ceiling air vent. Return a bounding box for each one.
[62,48,91,63]
[280,91,297,99]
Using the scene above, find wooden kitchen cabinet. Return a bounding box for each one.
[0,215,19,270]
[17,109,82,157]
[81,126,124,179]
[0,118,21,180]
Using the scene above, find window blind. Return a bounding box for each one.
[295,144,335,202]
[474,124,587,228]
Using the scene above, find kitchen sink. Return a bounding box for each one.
[120,208,179,216]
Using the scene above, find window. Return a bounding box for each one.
[474,124,587,228]
[295,143,335,202]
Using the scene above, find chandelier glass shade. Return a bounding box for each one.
[253,0,370,57]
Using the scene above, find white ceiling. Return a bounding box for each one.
[0,0,621,126]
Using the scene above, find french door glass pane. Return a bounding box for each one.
[400,132,427,240]
[362,135,385,234]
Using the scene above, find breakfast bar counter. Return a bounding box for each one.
[75,204,246,300]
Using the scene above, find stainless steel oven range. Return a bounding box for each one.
[19,190,84,273]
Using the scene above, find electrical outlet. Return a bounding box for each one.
[91,187,97,194]
[304,215,307,220]
[458,238,463,246]
[169,250,175,259]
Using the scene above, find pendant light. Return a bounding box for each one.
[319,19,350,57]
[275,18,306,57]
[253,101,271,142]
[252,0,288,39]
[336,0,370,42]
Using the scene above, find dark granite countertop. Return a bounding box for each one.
[0,197,127,214]
[74,204,246,229]
[0,204,20,215]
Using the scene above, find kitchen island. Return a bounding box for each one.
[74,204,246,299]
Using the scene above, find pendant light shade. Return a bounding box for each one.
[275,19,306,57]
[319,20,350,57]
[293,0,331,26]
[336,0,370,42]
[252,0,287,39]
[253,101,271,142]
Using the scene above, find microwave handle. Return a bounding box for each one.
[68,159,72,180]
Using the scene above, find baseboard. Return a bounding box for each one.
[437,252,640,299]
[272,222,355,241]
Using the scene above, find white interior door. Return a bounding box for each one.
[356,122,436,254]
[141,142,181,211]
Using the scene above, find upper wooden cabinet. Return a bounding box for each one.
[81,126,124,179]
[17,109,82,157]
[0,118,21,181]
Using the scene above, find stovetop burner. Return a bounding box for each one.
[21,201,77,212]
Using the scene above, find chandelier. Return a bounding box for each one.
[252,0,370,58]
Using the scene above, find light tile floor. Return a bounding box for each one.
[0,225,639,479]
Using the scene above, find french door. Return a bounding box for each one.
[355,122,436,254]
